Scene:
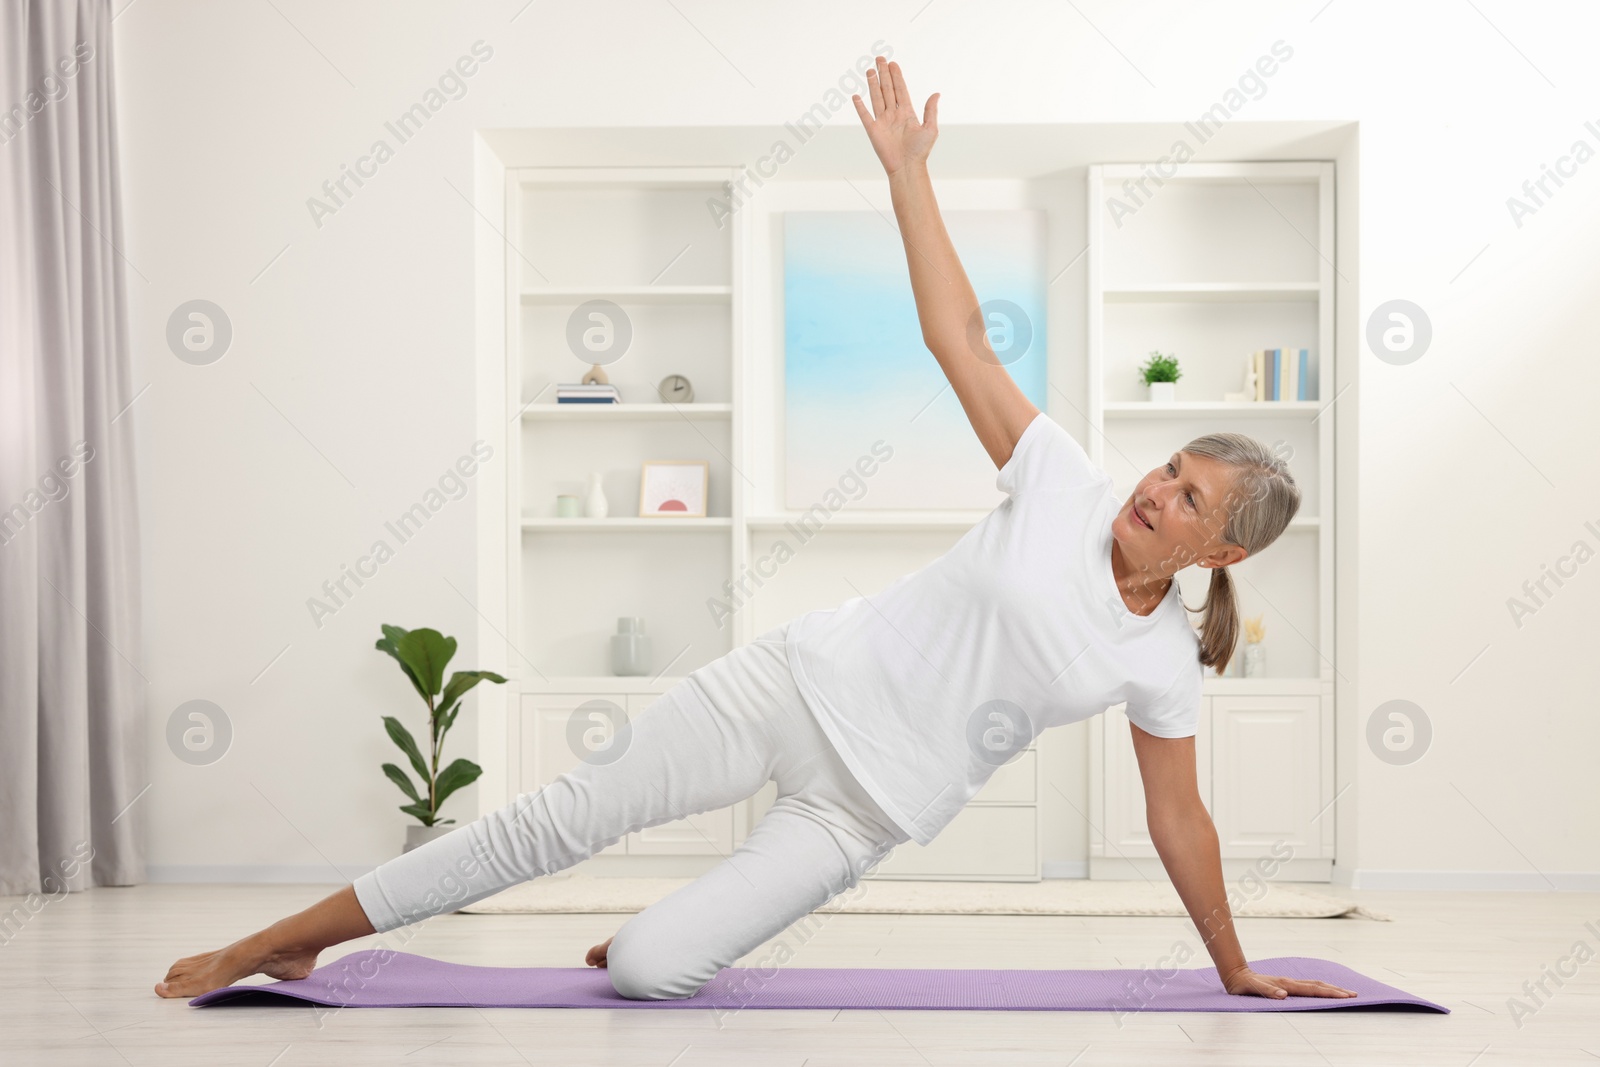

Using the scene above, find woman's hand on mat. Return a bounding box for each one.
[1221,964,1358,1000]
[852,56,938,177]
[585,936,613,968]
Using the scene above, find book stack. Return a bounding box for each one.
[555,383,620,405]
[1252,348,1313,402]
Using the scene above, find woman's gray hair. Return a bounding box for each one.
[1178,432,1301,674]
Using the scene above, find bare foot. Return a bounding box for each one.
[154,932,320,998]
[157,885,375,999]
[585,936,613,968]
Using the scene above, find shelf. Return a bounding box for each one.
[1102,283,1319,303]
[1102,401,1323,418]
[1087,162,1335,868]
[1200,677,1325,695]
[746,511,989,533]
[522,517,731,531]
[520,285,731,305]
[519,675,690,694]
[519,402,732,420]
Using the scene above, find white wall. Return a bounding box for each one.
[114,0,1600,885]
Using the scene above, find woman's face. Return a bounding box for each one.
[1111,450,1249,579]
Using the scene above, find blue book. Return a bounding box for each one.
[1298,348,1308,400]
[1271,349,1280,401]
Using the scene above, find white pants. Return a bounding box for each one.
[351,622,910,1000]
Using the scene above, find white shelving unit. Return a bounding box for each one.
[1085,161,1337,879]
[482,158,1336,882]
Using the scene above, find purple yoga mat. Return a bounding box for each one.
[189,950,1447,1013]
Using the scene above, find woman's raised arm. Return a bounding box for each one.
[852,57,1038,471]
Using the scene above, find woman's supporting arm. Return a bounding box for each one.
[853,58,1038,471]
[1129,722,1359,1000]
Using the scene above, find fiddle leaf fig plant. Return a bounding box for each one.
[375,624,507,827]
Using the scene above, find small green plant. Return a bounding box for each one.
[1138,351,1183,385]
[375,624,507,827]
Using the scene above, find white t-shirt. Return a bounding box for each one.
[785,411,1204,846]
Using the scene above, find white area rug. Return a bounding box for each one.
[460,875,1390,921]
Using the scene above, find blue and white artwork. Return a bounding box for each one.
[784,210,1047,510]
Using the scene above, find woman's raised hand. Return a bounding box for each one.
[852,56,939,178]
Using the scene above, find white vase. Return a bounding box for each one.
[1148,381,1176,403]
[583,472,609,518]
[611,617,650,676]
[1243,642,1266,679]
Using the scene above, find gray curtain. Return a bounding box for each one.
[0,0,144,895]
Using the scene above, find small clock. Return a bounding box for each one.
[657,374,694,404]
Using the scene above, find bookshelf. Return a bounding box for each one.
[481,158,1338,882]
[499,167,751,865]
[1085,161,1337,878]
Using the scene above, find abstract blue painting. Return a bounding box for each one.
[784,210,1047,510]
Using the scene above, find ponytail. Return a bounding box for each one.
[1197,564,1239,675]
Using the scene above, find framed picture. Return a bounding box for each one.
[638,460,709,518]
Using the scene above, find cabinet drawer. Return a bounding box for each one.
[972,749,1037,804]
[867,805,1038,880]
[518,690,737,856]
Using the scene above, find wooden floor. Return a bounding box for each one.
[2,882,1597,1065]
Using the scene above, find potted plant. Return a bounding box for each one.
[375,624,507,852]
[1138,351,1182,402]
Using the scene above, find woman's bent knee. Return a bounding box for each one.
[608,965,699,1001]
[605,928,704,1001]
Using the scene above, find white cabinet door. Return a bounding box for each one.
[622,692,735,856]
[868,806,1040,880]
[518,693,628,856]
[1208,695,1323,859]
[1100,701,1213,860]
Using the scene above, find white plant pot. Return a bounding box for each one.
[404,823,454,853]
[1147,381,1176,403]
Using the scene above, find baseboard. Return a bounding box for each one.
[149,860,1097,884]
[146,865,374,884]
[147,860,1091,884]
[146,862,1600,891]
[146,857,725,883]
[1331,867,1600,891]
